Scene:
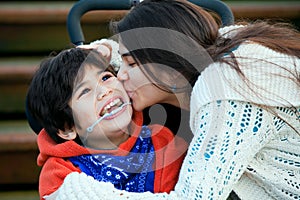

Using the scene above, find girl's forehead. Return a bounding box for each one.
[119,42,130,56]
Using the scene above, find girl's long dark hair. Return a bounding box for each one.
[113,0,300,86]
[113,0,300,133]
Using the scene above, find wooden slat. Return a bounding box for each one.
[0,133,37,151]
[0,191,39,200]
[0,66,37,82]
[0,1,299,25]
[0,2,128,24]
[230,2,300,19]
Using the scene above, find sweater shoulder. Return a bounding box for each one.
[191,42,300,112]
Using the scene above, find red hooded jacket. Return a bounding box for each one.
[37,111,188,199]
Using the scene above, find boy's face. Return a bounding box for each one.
[69,64,133,149]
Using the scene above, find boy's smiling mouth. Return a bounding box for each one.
[100,98,124,116]
[87,99,131,133]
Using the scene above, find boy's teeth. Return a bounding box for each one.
[109,98,120,107]
[101,98,122,116]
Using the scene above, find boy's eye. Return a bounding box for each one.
[78,88,90,98]
[101,73,114,82]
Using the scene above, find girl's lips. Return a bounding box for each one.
[126,90,134,98]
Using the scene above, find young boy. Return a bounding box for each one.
[26,47,187,200]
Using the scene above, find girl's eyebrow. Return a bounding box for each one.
[118,50,131,58]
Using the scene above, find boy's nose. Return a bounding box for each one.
[97,88,113,101]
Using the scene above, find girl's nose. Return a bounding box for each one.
[96,87,113,101]
[117,64,129,81]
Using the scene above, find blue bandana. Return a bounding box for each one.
[69,126,155,193]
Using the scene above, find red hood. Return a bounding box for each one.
[37,111,143,166]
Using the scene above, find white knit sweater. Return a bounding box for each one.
[52,26,300,200]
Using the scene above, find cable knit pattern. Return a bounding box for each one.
[53,26,300,200]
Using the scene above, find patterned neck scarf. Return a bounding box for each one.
[69,126,155,192]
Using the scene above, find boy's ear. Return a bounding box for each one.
[57,128,77,140]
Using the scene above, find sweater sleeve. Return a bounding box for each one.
[39,157,81,199]
[54,100,275,200]
[89,39,122,72]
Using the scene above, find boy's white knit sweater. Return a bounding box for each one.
[53,26,300,200]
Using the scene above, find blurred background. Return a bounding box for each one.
[0,0,299,199]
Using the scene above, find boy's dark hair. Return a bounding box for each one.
[27,48,115,143]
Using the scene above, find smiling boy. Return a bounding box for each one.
[67,62,132,149]
[26,47,187,200]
